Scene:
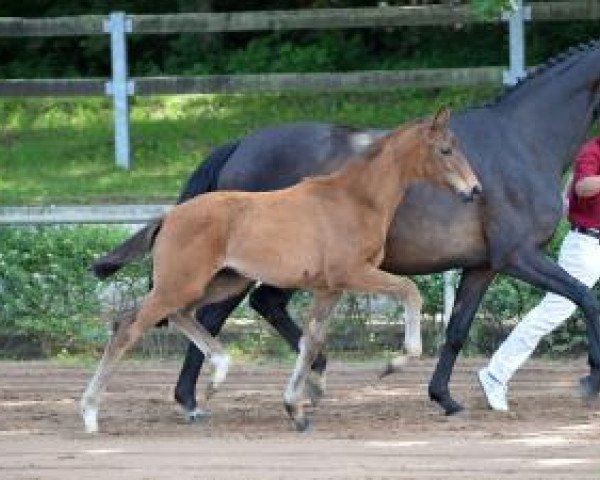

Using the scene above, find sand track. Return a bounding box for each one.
[0,358,599,479]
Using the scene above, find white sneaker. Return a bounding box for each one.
[478,368,509,412]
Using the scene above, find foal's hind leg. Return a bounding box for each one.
[81,292,172,433]
[171,272,253,401]
[175,289,250,421]
[250,286,328,406]
[283,290,341,432]
[170,310,231,399]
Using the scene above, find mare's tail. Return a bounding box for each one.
[92,139,240,280]
[176,140,240,204]
[91,218,163,279]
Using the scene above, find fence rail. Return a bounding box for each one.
[0,67,504,96]
[0,2,598,37]
[0,204,168,225]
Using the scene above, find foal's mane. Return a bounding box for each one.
[484,38,600,108]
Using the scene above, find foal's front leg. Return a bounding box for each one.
[339,267,423,377]
[284,290,341,431]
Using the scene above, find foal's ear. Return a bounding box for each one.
[431,107,451,131]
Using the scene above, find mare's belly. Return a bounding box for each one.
[381,186,488,275]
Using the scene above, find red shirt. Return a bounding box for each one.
[568,137,600,230]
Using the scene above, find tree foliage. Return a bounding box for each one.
[1,2,600,79]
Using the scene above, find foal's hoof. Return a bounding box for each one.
[284,403,311,432]
[81,404,99,434]
[379,355,408,379]
[379,362,396,379]
[294,416,311,433]
[305,375,325,407]
[206,382,218,400]
[284,402,296,419]
[579,375,600,406]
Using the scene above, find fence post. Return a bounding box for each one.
[104,11,133,170]
[502,0,531,86]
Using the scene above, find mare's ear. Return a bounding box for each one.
[431,107,451,131]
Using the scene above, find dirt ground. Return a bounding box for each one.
[0,358,599,480]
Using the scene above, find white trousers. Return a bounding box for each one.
[487,230,600,386]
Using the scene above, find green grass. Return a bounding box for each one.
[0,86,499,205]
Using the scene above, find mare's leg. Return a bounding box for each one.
[503,248,600,401]
[283,290,341,431]
[175,289,250,420]
[428,267,495,415]
[81,292,173,433]
[250,285,328,404]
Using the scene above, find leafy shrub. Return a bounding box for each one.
[1,222,598,359]
[0,226,145,356]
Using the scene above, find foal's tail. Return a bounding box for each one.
[91,218,163,279]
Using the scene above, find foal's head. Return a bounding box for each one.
[415,107,482,202]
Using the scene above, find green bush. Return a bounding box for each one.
[0,226,144,355]
[1,223,597,359]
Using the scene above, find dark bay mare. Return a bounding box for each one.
[96,40,600,418]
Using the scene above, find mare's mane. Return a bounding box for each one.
[305,120,423,187]
[482,39,600,108]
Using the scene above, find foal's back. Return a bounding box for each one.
[157,173,367,290]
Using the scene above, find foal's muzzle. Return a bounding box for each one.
[460,184,482,203]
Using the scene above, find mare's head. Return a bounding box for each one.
[416,107,482,202]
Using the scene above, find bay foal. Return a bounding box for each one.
[83,108,481,432]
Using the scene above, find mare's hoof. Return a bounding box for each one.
[185,407,209,423]
[444,401,465,416]
[430,393,464,416]
[445,408,470,421]
[579,375,600,405]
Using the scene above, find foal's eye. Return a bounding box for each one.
[440,147,452,156]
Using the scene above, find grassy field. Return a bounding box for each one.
[0,86,500,205]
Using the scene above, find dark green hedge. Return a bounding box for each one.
[1,2,600,79]
[0,222,595,358]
